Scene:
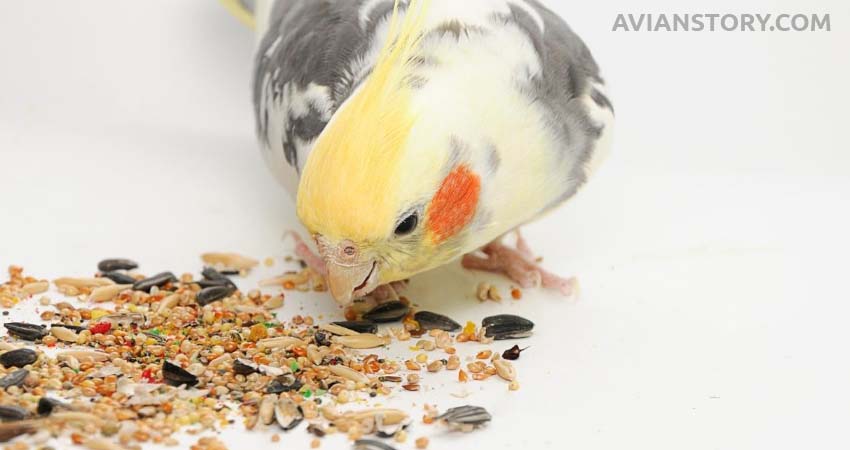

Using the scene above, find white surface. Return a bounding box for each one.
[1,1,850,449]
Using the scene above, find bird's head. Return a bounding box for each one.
[296,0,483,304]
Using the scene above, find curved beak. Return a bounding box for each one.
[326,260,380,305]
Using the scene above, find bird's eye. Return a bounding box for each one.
[394,212,418,236]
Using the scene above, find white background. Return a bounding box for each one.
[1,1,850,449]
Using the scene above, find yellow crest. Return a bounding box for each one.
[297,0,432,242]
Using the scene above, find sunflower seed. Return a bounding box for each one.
[362,301,409,323]
[232,358,259,375]
[100,271,137,285]
[435,405,492,429]
[313,330,333,347]
[88,284,132,302]
[196,285,235,306]
[0,406,28,422]
[0,369,28,389]
[274,397,304,431]
[196,278,234,289]
[481,314,534,340]
[353,440,398,450]
[0,348,37,368]
[330,320,378,334]
[162,361,198,387]
[414,311,461,332]
[97,259,138,272]
[201,266,228,281]
[4,322,47,341]
[266,374,302,394]
[132,272,177,292]
[333,334,391,349]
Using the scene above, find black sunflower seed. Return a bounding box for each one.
[313,330,332,347]
[330,321,378,334]
[196,285,235,306]
[362,301,409,323]
[201,267,230,281]
[0,405,28,422]
[101,271,137,285]
[197,278,235,289]
[0,369,28,389]
[481,314,534,340]
[162,361,197,387]
[3,323,47,341]
[414,311,461,332]
[97,258,138,272]
[232,358,259,376]
[353,440,398,450]
[0,349,37,368]
[266,374,302,394]
[132,272,177,293]
[37,397,67,416]
[436,405,492,427]
[274,398,304,431]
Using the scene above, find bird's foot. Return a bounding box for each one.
[370,280,409,302]
[284,230,327,276]
[461,230,576,296]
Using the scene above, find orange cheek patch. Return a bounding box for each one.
[427,164,481,244]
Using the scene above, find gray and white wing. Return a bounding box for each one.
[252,0,401,196]
[510,0,615,211]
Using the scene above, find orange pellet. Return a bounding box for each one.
[422,415,434,424]
[416,437,429,449]
[283,281,295,290]
[511,288,522,300]
[458,370,468,383]
[71,433,85,445]
[476,350,492,359]
[344,308,358,321]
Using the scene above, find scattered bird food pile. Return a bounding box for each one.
[0,256,533,450]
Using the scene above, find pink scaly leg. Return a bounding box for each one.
[462,232,576,296]
[284,231,327,276]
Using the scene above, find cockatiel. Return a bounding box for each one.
[228,0,614,304]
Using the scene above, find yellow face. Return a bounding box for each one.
[296,0,440,304]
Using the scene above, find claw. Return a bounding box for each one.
[283,230,327,276]
[462,231,575,296]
